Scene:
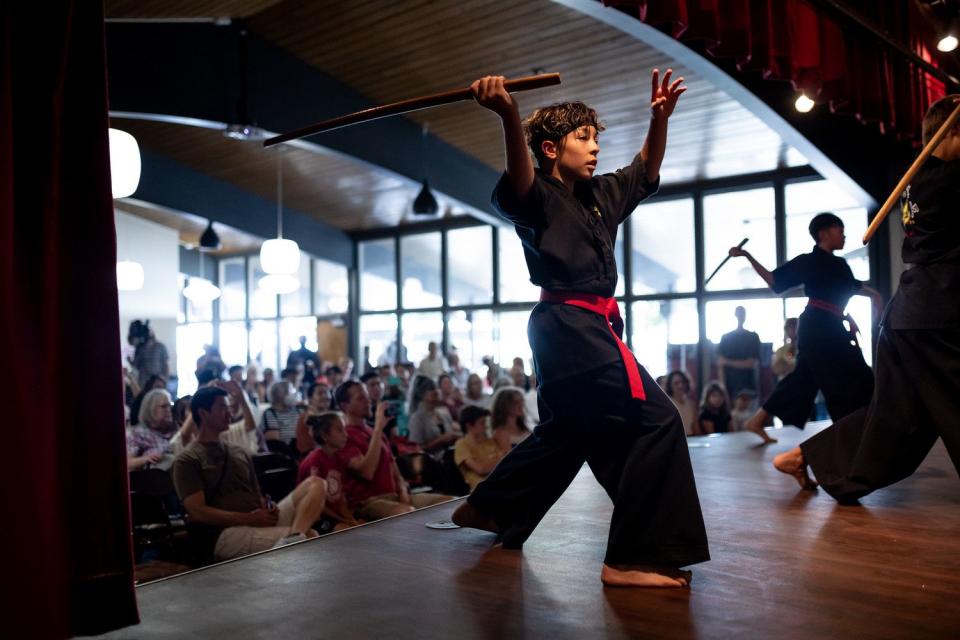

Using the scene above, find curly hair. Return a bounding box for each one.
[524,102,605,166]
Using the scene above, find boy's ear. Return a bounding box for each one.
[541,139,559,160]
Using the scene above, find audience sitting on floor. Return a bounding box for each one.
[334,380,451,521]
[454,406,505,491]
[295,379,333,455]
[127,388,177,470]
[490,386,532,450]
[261,380,303,451]
[297,411,365,531]
[730,389,755,432]
[171,386,327,561]
[447,351,470,389]
[665,370,698,436]
[407,375,461,462]
[698,381,731,435]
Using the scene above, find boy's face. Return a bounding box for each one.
[818,224,846,251]
[544,125,599,182]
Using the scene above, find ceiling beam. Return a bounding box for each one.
[105,22,505,228]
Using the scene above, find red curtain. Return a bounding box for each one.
[606,0,948,144]
[1,2,138,637]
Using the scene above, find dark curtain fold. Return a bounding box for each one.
[606,0,949,145]
[1,2,138,637]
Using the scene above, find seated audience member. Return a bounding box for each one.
[418,341,448,379]
[171,386,327,561]
[730,389,755,432]
[259,368,275,403]
[335,381,450,521]
[437,373,464,422]
[454,406,505,491]
[127,388,177,470]
[261,380,303,449]
[698,382,731,435]
[407,375,460,461]
[462,373,490,410]
[490,386,532,449]
[360,371,384,422]
[338,357,355,381]
[172,394,193,430]
[665,370,698,436]
[396,362,416,391]
[295,379,333,455]
[227,365,244,385]
[128,374,167,426]
[173,380,264,455]
[509,356,530,391]
[447,351,470,389]
[243,365,261,405]
[298,411,367,531]
[324,365,344,390]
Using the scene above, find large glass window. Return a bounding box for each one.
[498,227,539,303]
[400,233,442,309]
[785,178,870,280]
[447,309,495,373]
[314,258,349,315]
[248,256,278,318]
[249,319,279,374]
[360,239,397,311]
[401,312,444,366]
[630,197,696,295]
[630,299,699,381]
[219,257,246,320]
[219,321,248,369]
[176,322,213,397]
[360,314,399,367]
[279,252,312,317]
[182,274,214,323]
[448,227,493,306]
[280,316,319,370]
[495,310,533,374]
[703,187,776,291]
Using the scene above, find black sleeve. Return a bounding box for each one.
[591,155,661,224]
[491,172,547,228]
[771,254,807,294]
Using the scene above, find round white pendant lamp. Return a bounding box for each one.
[183,277,222,302]
[116,260,145,291]
[259,146,302,293]
[109,128,141,198]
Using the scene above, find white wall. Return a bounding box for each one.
[115,209,181,374]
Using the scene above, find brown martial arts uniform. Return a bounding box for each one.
[466,156,710,568]
[800,156,960,502]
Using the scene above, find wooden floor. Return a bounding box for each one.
[99,423,960,639]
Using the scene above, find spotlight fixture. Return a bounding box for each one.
[199,219,222,251]
[794,93,815,113]
[938,34,958,52]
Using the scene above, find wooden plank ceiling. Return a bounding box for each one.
[106,0,806,234]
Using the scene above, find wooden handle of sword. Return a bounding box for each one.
[264,73,562,147]
[862,99,960,244]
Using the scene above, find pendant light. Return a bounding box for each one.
[259,145,301,294]
[183,248,221,303]
[199,219,222,251]
[109,128,141,198]
[412,124,439,215]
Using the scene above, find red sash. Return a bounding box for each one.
[539,290,645,400]
[806,298,861,347]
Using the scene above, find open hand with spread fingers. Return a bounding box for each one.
[650,68,686,120]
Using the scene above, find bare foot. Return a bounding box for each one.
[601,564,692,588]
[745,411,778,444]
[773,447,818,490]
[452,502,500,534]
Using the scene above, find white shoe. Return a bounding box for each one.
[271,532,307,549]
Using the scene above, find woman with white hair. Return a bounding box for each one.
[126,388,176,470]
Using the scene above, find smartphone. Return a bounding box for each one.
[384,399,403,418]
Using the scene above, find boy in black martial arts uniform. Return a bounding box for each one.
[774,95,960,498]
[727,214,884,444]
[451,71,709,588]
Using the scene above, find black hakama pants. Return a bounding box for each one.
[763,308,874,428]
[467,361,710,567]
[801,327,960,503]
